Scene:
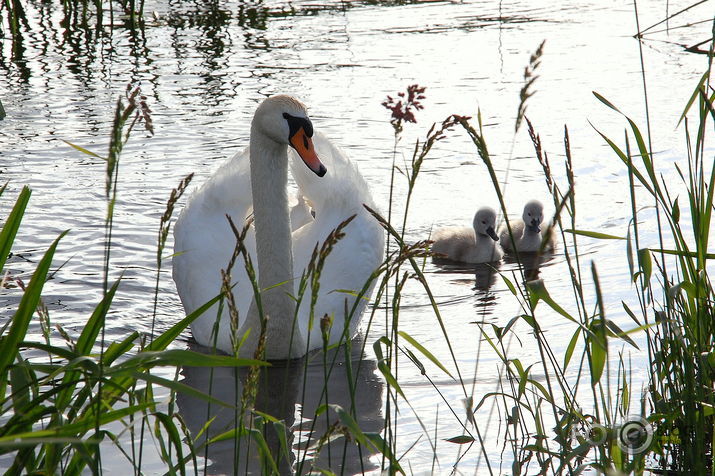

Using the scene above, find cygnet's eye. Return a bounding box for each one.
[528,213,531,216]
[482,221,486,224]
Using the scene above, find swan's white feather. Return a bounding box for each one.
[289,133,384,345]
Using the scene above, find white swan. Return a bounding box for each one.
[498,200,555,253]
[431,207,503,264]
[172,95,385,359]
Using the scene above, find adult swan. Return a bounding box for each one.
[173,95,385,359]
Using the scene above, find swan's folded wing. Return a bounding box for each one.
[173,146,258,346]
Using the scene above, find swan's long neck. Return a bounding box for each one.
[247,127,305,358]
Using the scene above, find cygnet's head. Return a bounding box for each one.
[472,207,499,241]
[252,95,326,177]
[522,200,544,232]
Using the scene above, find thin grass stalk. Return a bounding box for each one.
[593,33,715,469]
[634,0,671,314]
[459,115,578,468]
[90,85,152,474]
[292,217,385,473]
[365,205,493,473]
[224,215,262,473]
[532,121,611,455]
[530,125,601,424]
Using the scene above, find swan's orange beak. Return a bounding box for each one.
[290,128,326,177]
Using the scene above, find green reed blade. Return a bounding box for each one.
[110,349,268,371]
[145,293,224,352]
[18,341,79,361]
[637,248,653,289]
[0,186,31,274]
[591,124,655,196]
[103,331,140,365]
[130,372,234,408]
[564,229,626,240]
[398,331,454,379]
[0,403,153,444]
[55,278,123,410]
[77,278,121,355]
[0,230,67,390]
[61,139,106,160]
[563,328,581,369]
[678,70,710,126]
[153,413,185,474]
[588,321,607,387]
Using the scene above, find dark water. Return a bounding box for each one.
[1,0,712,472]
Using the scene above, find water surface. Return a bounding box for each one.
[1,0,712,472]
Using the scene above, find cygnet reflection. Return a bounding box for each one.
[432,259,501,293]
[177,335,383,475]
[472,261,500,292]
[502,249,555,281]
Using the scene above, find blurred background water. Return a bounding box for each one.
[0,0,712,472]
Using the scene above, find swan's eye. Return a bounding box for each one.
[283,113,314,140]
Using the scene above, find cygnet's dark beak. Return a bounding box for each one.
[487,226,498,241]
[529,219,541,233]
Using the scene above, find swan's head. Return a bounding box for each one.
[522,200,544,232]
[253,95,326,177]
[473,207,499,241]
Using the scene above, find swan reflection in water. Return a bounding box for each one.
[177,335,383,475]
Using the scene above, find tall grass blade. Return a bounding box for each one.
[0,231,67,389]
[153,413,185,473]
[678,71,710,126]
[637,248,653,288]
[564,229,626,240]
[61,140,105,160]
[0,186,31,274]
[397,330,454,379]
[130,372,234,408]
[588,325,606,386]
[0,404,153,444]
[146,293,225,352]
[592,126,655,196]
[111,349,268,370]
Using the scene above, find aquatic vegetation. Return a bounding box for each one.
[0,87,265,475]
[446,33,715,474]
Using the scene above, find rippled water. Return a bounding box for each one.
[1,0,712,472]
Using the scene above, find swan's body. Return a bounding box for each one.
[431,207,503,264]
[173,95,384,359]
[499,200,555,253]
